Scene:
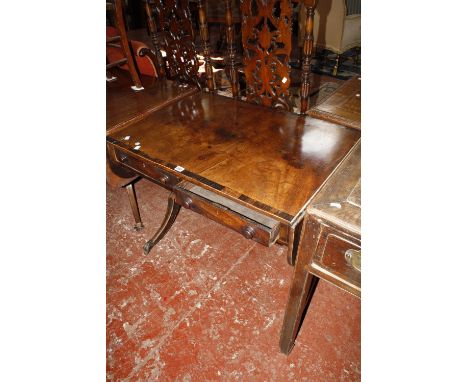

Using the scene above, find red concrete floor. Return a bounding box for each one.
[107,178,361,381]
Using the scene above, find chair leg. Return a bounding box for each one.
[332,53,341,76]
[114,0,144,91]
[143,193,181,255]
[125,183,144,231]
[279,217,321,355]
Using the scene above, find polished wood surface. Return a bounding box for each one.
[307,76,361,130]
[106,72,198,134]
[279,140,361,354]
[107,92,360,224]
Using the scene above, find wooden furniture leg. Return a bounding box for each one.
[143,193,181,255]
[125,182,144,231]
[300,0,318,114]
[224,0,239,97]
[279,216,321,355]
[198,0,215,91]
[112,0,144,91]
[287,218,304,266]
[142,0,167,78]
[332,53,341,76]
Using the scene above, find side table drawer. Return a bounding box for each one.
[173,185,280,247]
[113,147,180,188]
[309,233,361,296]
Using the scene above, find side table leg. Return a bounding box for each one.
[125,182,144,231]
[287,218,304,266]
[143,193,181,255]
[280,217,321,355]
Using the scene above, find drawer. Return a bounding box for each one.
[173,185,281,247]
[113,147,180,188]
[309,233,361,296]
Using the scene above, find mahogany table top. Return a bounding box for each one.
[107,92,360,225]
[106,72,198,134]
[307,76,361,130]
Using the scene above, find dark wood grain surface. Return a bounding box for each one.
[107,92,360,224]
[106,72,198,134]
[307,76,361,130]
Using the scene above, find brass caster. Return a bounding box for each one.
[134,222,144,231]
[143,240,154,255]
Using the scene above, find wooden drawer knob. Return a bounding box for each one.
[159,174,169,184]
[182,197,193,209]
[242,226,256,240]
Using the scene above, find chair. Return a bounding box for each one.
[143,0,215,90]
[106,0,144,90]
[224,0,318,115]
[106,26,159,77]
[205,0,241,53]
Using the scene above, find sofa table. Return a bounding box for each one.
[279,139,361,354]
[107,91,360,265]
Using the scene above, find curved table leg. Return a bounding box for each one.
[143,193,181,255]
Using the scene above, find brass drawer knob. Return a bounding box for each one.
[242,226,255,240]
[345,249,361,272]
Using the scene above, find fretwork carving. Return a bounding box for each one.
[148,0,200,86]
[240,0,293,110]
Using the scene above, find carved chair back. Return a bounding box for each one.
[143,0,215,91]
[223,0,318,114]
[240,0,294,110]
